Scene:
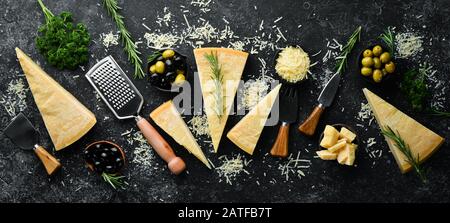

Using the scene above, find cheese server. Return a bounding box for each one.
[298,71,341,136]
[85,56,185,175]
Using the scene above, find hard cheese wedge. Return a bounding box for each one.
[150,100,211,169]
[194,48,249,152]
[227,84,282,155]
[363,88,445,173]
[16,48,96,151]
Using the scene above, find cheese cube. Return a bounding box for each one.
[327,139,347,153]
[316,150,338,160]
[345,144,357,166]
[339,127,357,143]
[320,125,339,148]
[337,148,348,164]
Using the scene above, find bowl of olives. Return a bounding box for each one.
[147,49,188,92]
[84,141,126,189]
[358,42,396,84]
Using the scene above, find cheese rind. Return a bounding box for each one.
[227,84,282,155]
[16,48,96,151]
[194,48,249,153]
[150,101,211,169]
[363,88,445,173]
[320,125,339,148]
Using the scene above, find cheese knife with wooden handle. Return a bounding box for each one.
[299,72,341,136]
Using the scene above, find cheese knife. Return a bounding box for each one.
[4,113,61,175]
[298,71,340,136]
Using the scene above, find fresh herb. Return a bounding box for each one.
[147,51,162,64]
[381,126,427,183]
[335,26,362,74]
[400,65,430,111]
[102,172,126,189]
[35,0,90,70]
[103,0,144,78]
[204,51,224,119]
[380,27,395,57]
[430,109,450,118]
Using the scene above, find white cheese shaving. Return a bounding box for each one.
[127,131,155,170]
[216,154,250,185]
[278,152,311,181]
[100,31,119,48]
[395,32,424,59]
[0,78,29,117]
[240,77,272,110]
[357,102,375,126]
[143,32,180,49]
[188,114,210,137]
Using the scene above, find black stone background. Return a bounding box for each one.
[0,0,449,202]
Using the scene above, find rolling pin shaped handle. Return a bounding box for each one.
[33,145,61,175]
[136,116,186,175]
[270,122,290,158]
[298,104,325,136]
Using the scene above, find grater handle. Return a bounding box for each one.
[136,116,186,175]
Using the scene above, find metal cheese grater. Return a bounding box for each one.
[85,56,186,175]
[85,56,143,119]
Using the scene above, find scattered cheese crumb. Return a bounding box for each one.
[127,131,155,169]
[188,114,210,137]
[357,102,374,126]
[278,152,311,181]
[0,78,29,117]
[216,154,251,185]
[100,31,119,48]
[395,32,424,59]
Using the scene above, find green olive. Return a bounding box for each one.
[174,74,186,85]
[385,61,396,73]
[155,61,165,74]
[373,57,382,69]
[176,69,185,75]
[380,52,391,63]
[162,49,175,59]
[363,49,373,58]
[361,67,373,76]
[149,65,156,73]
[361,57,374,67]
[373,69,383,83]
[372,45,383,57]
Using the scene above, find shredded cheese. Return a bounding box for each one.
[100,31,119,48]
[188,114,210,137]
[357,102,375,126]
[0,78,29,117]
[215,154,250,185]
[240,77,272,110]
[275,46,310,83]
[127,131,155,169]
[395,32,424,59]
[278,152,311,181]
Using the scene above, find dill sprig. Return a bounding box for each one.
[380,27,395,57]
[430,109,450,118]
[204,51,224,119]
[103,0,144,79]
[335,26,362,74]
[102,172,126,189]
[381,126,427,183]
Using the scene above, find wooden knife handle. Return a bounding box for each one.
[136,116,186,175]
[270,122,290,158]
[34,145,61,175]
[298,105,325,136]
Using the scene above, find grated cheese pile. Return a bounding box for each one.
[100,31,119,48]
[395,32,424,59]
[143,32,180,50]
[240,76,273,110]
[216,154,251,185]
[357,102,375,126]
[127,131,155,169]
[278,152,311,181]
[0,78,29,117]
[275,46,310,83]
[188,114,210,137]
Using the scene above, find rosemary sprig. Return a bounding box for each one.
[380,27,395,57]
[147,51,162,64]
[335,26,362,75]
[103,0,144,78]
[204,51,224,119]
[381,126,427,183]
[430,109,450,118]
[101,172,126,189]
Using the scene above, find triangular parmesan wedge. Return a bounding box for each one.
[194,48,249,152]
[363,88,444,173]
[150,101,211,169]
[15,48,96,151]
[227,84,282,155]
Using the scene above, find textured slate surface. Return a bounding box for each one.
[0,0,449,202]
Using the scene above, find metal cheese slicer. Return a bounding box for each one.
[85,56,185,175]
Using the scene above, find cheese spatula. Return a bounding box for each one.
[4,113,61,175]
[85,56,185,175]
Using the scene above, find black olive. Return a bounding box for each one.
[101,152,107,158]
[95,144,101,149]
[173,55,184,66]
[156,55,164,61]
[165,71,177,82]
[165,59,174,72]
[149,73,160,85]
[111,147,118,153]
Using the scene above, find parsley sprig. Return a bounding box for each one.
[35,0,90,70]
